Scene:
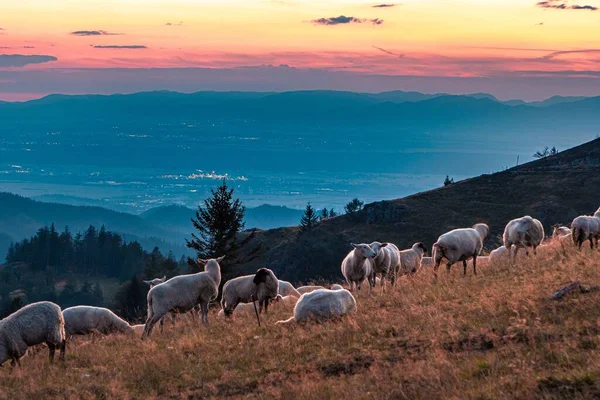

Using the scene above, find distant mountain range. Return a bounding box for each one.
[0,192,304,261]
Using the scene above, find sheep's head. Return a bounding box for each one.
[270,294,284,304]
[368,241,389,257]
[253,268,277,288]
[473,223,490,240]
[143,276,166,288]
[351,243,377,258]
[414,242,428,255]
[197,255,226,266]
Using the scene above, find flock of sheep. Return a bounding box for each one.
[0,207,598,368]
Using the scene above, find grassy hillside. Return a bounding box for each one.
[232,138,600,283]
[3,243,600,399]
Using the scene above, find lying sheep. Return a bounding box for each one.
[341,243,376,293]
[503,216,545,261]
[571,207,600,249]
[217,294,297,318]
[296,285,325,294]
[0,301,66,367]
[489,246,508,264]
[278,280,301,297]
[143,256,224,338]
[398,242,428,275]
[63,306,134,337]
[276,288,357,325]
[221,268,279,317]
[433,223,490,276]
[370,241,401,288]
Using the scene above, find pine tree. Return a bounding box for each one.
[344,198,364,214]
[113,276,146,322]
[319,208,329,221]
[186,180,245,271]
[328,208,337,218]
[299,203,319,233]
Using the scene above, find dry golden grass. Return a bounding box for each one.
[2,242,600,399]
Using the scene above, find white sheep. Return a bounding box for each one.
[143,276,166,287]
[296,285,325,294]
[144,275,199,327]
[398,242,428,275]
[432,223,490,276]
[571,207,600,249]
[142,256,224,338]
[503,216,545,261]
[420,257,434,268]
[278,280,301,297]
[489,246,509,264]
[370,241,401,287]
[551,224,573,249]
[221,268,279,317]
[275,288,357,325]
[341,243,376,293]
[62,306,134,337]
[0,301,66,367]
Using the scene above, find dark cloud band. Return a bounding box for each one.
[312,16,384,25]
[71,30,121,36]
[93,45,147,49]
[0,54,57,67]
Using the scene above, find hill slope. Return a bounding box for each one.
[233,138,600,283]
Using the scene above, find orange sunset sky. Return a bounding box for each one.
[1,0,599,100]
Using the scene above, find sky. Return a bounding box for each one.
[0,0,599,100]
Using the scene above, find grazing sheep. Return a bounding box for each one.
[398,242,428,275]
[296,285,325,294]
[132,324,145,335]
[330,284,344,290]
[221,268,279,317]
[142,256,224,338]
[278,280,301,297]
[420,257,434,268]
[571,207,600,249]
[143,276,166,287]
[503,216,545,261]
[0,301,66,367]
[276,289,357,325]
[552,224,572,238]
[63,306,134,337]
[433,223,490,276]
[341,243,376,293]
[370,241,401,287]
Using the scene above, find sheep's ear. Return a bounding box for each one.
[216,255,226,263]
[381,243,389,248]
[143,280,151,285]
[161,276,166,281]
[351,243,359,249]
[197,258,208,265]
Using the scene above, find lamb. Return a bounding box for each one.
[142,256,224,338]
[552,224,573,248]
[221,268,279,317]
[433,223,489,276]
[0,301,66,367]
[278,280,301,297]
[276,288,357,325]
[398,242,428,275]
[489,246,509,264]
[62,306,134,337]
[370,241,401,287]
[503,216,545,261]
[341,243,376,293]
[571,207,600,249]
[296,285,325,294]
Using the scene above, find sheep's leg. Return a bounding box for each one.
[462,260,468,275]
[47,342,56,364]
[59,340,66,362]
[533,245,537,256]
[201,302,209,324]
[159,317,165,333]
[11,358,20,368]
[473,256,477,275]
[433,260,441,278]
[512,247,520,263]
[171,312,177,326]
[590,238,595,249]
[142,314,162,339]
[263,300,269,314]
